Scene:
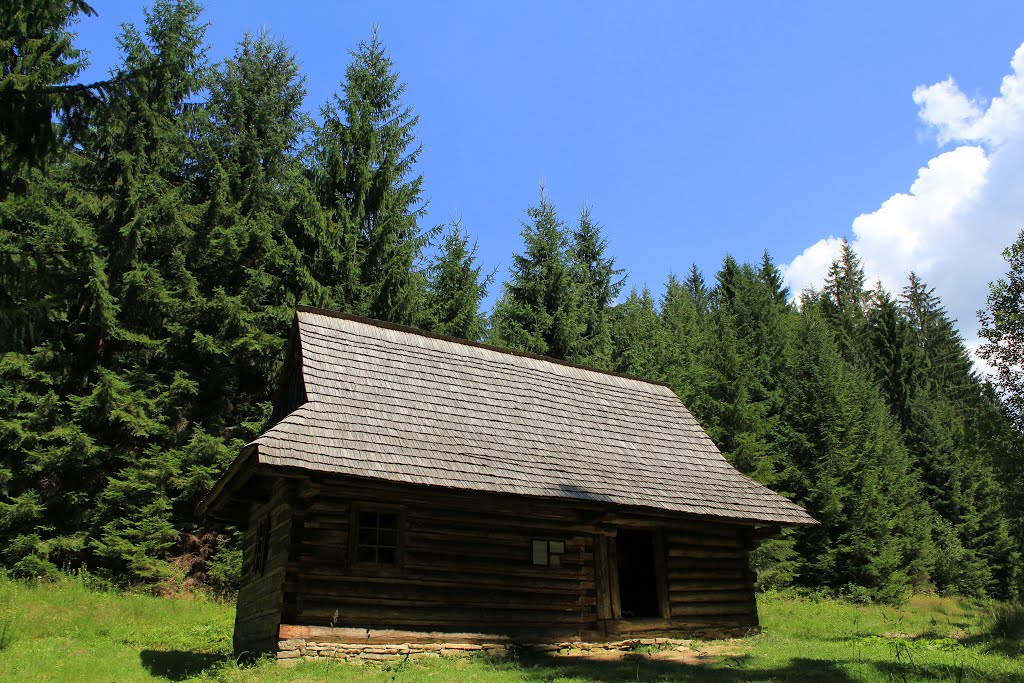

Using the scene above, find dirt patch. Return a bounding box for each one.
[882,631,915,639]
[556,641,748,665]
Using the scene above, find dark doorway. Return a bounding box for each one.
[616,529,660,618]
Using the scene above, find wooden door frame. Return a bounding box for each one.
[595,525,669,627]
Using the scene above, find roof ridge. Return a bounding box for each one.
[296,305,674,390]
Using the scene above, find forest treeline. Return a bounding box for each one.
[3,1,1023,601]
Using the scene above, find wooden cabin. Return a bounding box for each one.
[199,307,814,659]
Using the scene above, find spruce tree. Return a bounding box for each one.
[700,256,788,484]
[0,0,104,196]
[569,205,622,370]
[759,249,790,307]
[423,221,491,341]
[490,188,582,359]
[660,272,707,410]
[866,286,921,430]
[609,287,665,380]
[892,273,1020,596]
[83,0,211,581]
[822,238,869,365]
[312,27,427,325]
[684,263,710,314]
[190,29,319,440]
[780,303,934,601]
[569,206,624,370]
[901,273,976,405]
[0,0,105,347]
[0,214,107,579]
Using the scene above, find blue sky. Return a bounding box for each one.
[75,2,1024,350]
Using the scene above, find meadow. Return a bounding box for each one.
[1,574,1021,682]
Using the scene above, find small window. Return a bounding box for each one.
[532,539,566,567]
[251,514,271,577]
[354,508,401,566]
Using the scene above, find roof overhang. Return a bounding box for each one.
[197,445,263,523]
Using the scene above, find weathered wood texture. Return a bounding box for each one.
[661,524,757,629]
[283,477,597,640]
[233,480,293,656]
[269,475,759,644]
[248,309,815,526]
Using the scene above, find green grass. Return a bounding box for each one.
[1,575,1022,682]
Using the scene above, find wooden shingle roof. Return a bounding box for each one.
[246,307,814,526]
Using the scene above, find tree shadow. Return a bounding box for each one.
[500,652,862,682]
[138,650,230,681]
[872,659,1023,683]
[959,632,1023,658]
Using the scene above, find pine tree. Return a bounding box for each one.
[83,0,212,581]
[759,249,789,307]
[423,221,491,341]
[866,286,921,430]
[0,1,105,196]
[822,238,869,365]
[609,287,665,380]
[312,27,428,325]
[780,304,935,601]
[189,29,319,439]
[660,272,707,409]
[490,188,582,359]
[569,205,624,370]
[900,272,975,404]
[683,263,710,314]
[700,256,788,484]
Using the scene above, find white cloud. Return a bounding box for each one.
[912,43,1024,147]
[781,236,844,297]
[782,42,1024,368]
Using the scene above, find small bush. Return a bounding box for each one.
[10,553,60,582]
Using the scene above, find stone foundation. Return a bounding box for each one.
[276,637,693,664]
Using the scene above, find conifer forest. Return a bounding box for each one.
[3,0,1024,603]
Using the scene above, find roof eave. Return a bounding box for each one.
[237,463,816,527]
[197,444,259,521]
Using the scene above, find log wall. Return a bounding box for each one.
[283,477,598,640]
[659,521,758,634]
[270,475,761,644]
[233,479,294,656]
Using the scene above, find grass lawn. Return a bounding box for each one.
[1,575,1021,682]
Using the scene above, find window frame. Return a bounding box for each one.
[531,538,567,567]
[349,503,405,573]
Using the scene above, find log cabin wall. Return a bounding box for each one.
[275,475,761,643]
[284,476,599,640]
[592,514,758,638]
[656,519,757,635]
[233,479,294,655]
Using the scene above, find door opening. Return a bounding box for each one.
[615,529,660,618]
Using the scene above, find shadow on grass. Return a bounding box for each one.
[503,653,861,682]
[873,659,1022,683]
[139,650,230,681]
[960,633,1024,658]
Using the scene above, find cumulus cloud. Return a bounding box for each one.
[913,44,1024,146]
[782,42,1024,363]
